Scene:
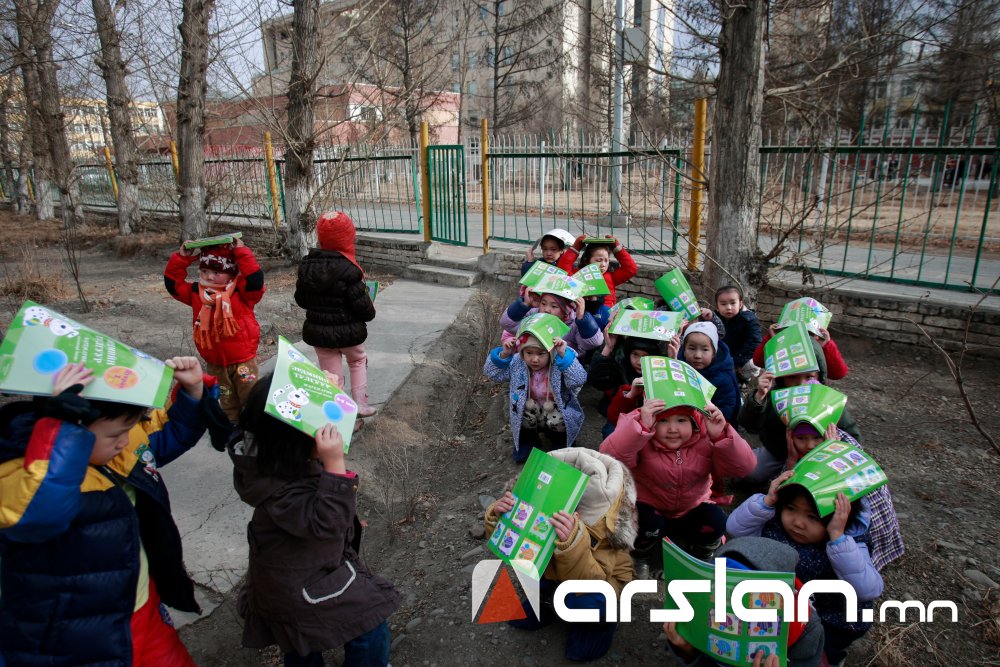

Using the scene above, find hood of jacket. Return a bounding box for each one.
[679,336,735,382]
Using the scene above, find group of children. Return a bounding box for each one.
[0,212,397,666]
[483,229,904,666]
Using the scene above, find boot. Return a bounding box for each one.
[353,385,376,418]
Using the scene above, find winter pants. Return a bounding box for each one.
[315,344,370,406]
[205,358,260,423]
[130,581,197,667]
[509,579,617,662]
[516,426,567,463]
[822,622,870,665]
[636,501,728,550]
[282,621,391,667]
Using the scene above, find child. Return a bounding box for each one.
[558,234,637,308]
[521,228,576,276]
[727,473,884,665]
[588,330,663,434]
[752,322,848,381]
[662,536,826,667]
[483,334,587,463]
[484,447,636,662]
[229,376,400,666]
[165,236,266,422]
[500,289,604,354]
[677,322,741,426]
[600,399,756,562]
[784,423,905,571]
[0,357,215,665]
[294,211,377,417]
[712,285,763,382]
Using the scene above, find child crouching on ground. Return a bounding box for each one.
[500,290,604,354]
[0,358,215,665]
[484,448,636,662]
[229,376,400,666]
[712,285,763,382]
[600,399,756,564]
[727,473,883,665]
[484,334,587,463]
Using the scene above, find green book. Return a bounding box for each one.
[770,384,846,433]
[582,236,616,245]
[763,323,819,378]
[777,298,832,337]
[0,300,173,408]
[516,313,570,352]
[366,280,379,302]
[608,296,655,322]
[640,355,716,415]
[265,336,359,452]
[783,439,887,517]
[182,232,242,249]
[663,538,794,667]
[530,265,610,300]
[654,268,702,321]
[519,261,567,290]
[609,309,684,342]
[488,448,589,579]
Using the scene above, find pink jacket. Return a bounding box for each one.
[599,409,756,518]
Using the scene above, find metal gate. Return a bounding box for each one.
[427,145,468,245]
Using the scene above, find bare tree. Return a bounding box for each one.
[92,0,143,235]
[0,71,19,209]
[176,0,214,240]
[703,0,768,302]
[281,0,321,258]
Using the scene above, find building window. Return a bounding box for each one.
[453,82,461,93]
[901,79,916,97]
[468,53,478,69]
[498,1,505,16]
[479,4,488,20]
[451,53,460,70]
[503,46,513,65]
[468,82,478,95]
[486,48,495,66]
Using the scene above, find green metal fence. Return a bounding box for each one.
[474,139,683,255]
[427,145,468,245]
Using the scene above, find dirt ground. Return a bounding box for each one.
[1,212,999,666]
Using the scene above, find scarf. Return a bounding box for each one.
[194,280,240,350]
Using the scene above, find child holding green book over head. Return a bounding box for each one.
[558,234,637,308]
[484,316,587,463]
[500,288,604,354]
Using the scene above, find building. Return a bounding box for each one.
[63,99,166,160]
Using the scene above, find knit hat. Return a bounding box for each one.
[199,248,237,275]
[792,422,821,437]
[517,333,546,351]
[316,211,363,273]
[659,405,695,422]
[540,293,573,319]
[622,335,662,357]
[682,321,718,352]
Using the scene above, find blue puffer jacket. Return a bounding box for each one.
[679,338,742,425]
[0,388,210,666]
[483,346,587,454]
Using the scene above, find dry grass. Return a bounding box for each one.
[0,245,69,307]
[110,231,176,258]
[360,417,428,537]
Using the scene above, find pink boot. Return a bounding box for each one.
[354,385,376,417]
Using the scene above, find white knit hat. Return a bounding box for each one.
[682,321,719,353]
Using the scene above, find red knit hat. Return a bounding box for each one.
[316,211,362,273]
[199,247,238,275]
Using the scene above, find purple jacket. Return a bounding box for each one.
[726,494,884,602]
[500,299,603,353]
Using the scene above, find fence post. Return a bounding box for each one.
[102,146,119,202]
[481,118,490,253]
[168,140,180,185]
[687,98,708,271]
[263,131,282,227]
[420,121,432,242]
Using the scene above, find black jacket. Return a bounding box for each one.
[718,309,763,368]
[295,249,376,349]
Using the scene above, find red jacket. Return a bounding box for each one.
[752,332,849,380]
[607,383,641,427]
[599,408,755,518]
[164,246,265,366]
[557,246,638,307]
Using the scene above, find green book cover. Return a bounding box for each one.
[783,439,887,517]
[582,236,616,245]
[640,356,716,415]
[516,313,570,351]
[777,298,832,337]
[265,336,359,452]
[654,268,702,321]
[366,280,379,302]
[488,448,589,579]
[568,263,611,298]
[763,323,819,378]
[770,384,846,433]
[609,309,684,342]
[530,265,610,300]
[182,232,242,249]
[663,538,794,667]
[519,261,567,290]
[0,300,174,408]
[608,297,656,322]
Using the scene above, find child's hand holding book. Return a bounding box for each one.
[315,423,346,473]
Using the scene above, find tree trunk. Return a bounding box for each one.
[704,0,768,305]
[176,0,214,241]
[92,0,142,235]
[282,0,321,258]
[0,83,17,207]
[14,2,55,221]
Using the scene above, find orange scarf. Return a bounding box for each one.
[194,280,240,349]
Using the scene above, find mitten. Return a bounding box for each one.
[573,234,586,251]
[43,385,100,425]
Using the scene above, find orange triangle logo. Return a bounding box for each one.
[476,567,528,624]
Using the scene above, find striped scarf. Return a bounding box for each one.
[194,280,240,350]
